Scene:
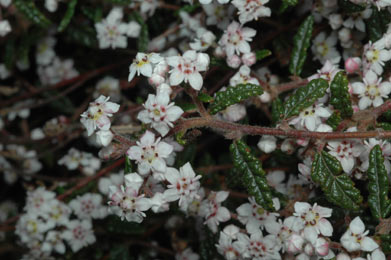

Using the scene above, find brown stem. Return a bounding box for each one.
[185,87,210,118]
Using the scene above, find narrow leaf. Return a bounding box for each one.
[131,12,149,52]
[230,140,274,211]
[255,49,272,61]
[271,98,284,123]
[368,145,391,219]
[338,0,366,13]
[289,15,314,75]
[283,78,328,119]
[367,7,391,42]
[58,0,78,32]
[209,84,263,115]
[81,6,103,22]
[198,92,214,103]
[279,0,298,13]
[14,0,51,28]
[311,151,363,210]
[329,71,353,118]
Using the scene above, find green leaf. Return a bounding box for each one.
[14,0,51,28]
[81,6,103,22]
[271,98,284,123]
[338,0,366,13]
[289,15,314,76]
[66,25,98,48]
[209,84,263,115]
[366,7,391,42]
[175,4,201,16]
[368,145,391,219]
[4,38,16,70]
[198,92,214,103]
[109,245,131,260]
[326,112,342,131]
[230,140,275,211]
[329,71,353,118]
[255,49,272,61]
[125,156,133,174]
[283,78,328,119]
[380,234,391,254]
[131,12,149,52]
[279,0,298,13]
[58,0,78,32]
[311,151,363,210]
[200,227,218,260]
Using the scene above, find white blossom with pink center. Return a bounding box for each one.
[219,21,256,58]
[61,219,96,252]
[199,191,231,233]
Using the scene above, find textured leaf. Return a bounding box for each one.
[338,0,366,13]
[58,0,78,32]
[14,0,51,28]
[283,78,328,119]
[368,145,391,219]
[380,234,391,254]
[326,112,342,131]
[66,25,98,48]
[311,151,363,210]
[255,49,272,61]
[230,140,274,211]
[367,7,391,42]
[329,71,353,118]
[209,84,263,115]
[271,98,284,123]
[125,156,134,174]
[198,92,214,103]
[279,0,298,13]
[289,15,314,76]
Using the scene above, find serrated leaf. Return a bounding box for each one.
[289,15,314,76]
[329,71,353,118]
[311,151,363,210]
[271,98,284,123]
[283,78,328,119]
[198,92,214,103]
[326,112,342,131]
[368,145,391,219]
[279,0,298,13]
[230,140,275,211]
[338,0,366,13]
[14,0,51,28]
[255,49,272,61]
[209,84,263,114]
[81,6,103,22]
[131,12,149,52]
[380,234,391,254]
[367,7,391,42]
[58,0,78,32]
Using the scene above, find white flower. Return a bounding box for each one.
[69,193,107,220]
[232,0,271,24]
[164,163,202,210]
[289,104,331,131]
[42,231,66,254]
[38,57,79,85]
[133,0,159,17]
[62,219,96,252]
[343,8,372,32]
[257,135,277,153]
[0,64,10,79]
[36,37,56,66]
[127,130,173,176]
[352,70,391,110]
[236,197,279,234]
[58,148,101,175]
[16,213,50,244]
[0,0,11,7]
[219,21,256,57]
[96,130,114,147]
[238,231,282,259]
[125,21,141,38]
[360,138,391,173]
[308,60,341,83]
[45,0,61,12]
[312,32,341,64]
[199,191,231,233]
[327,138,364,174]
[108,173,152,222]
[150,192,170,213]
[24,187,56,215]
[176,248,200,260]
[128,52,163,81]
[98,171,124,195]
[328,14,343,30]
[367,249,386,260]
[363,40,391,75]
[216,231,245,260]
[203,3,234,30]
[0,20,11,37]
[293,202,333,241]
[93,76,121,102]
[167,50,210,90]
[229,65,259,86]
[340,216,379,252]
[199,0,230,4]
[189,28,216,51]
[95,8,128,49]
[137,92,184,137]
[80,95,120,136]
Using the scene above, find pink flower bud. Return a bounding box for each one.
[345,57,361,74]
[286,234,304,254]
[259,91,271,103]
[148,74,165,86]
[314,237,329,256]
[226,55,241,69]
[214,46,225,58]
[242,52,256,67]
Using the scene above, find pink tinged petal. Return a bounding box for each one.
[166,106,184,121]
[188,72,203,90]
[304,226,318,242]
[166,56,180,67]
[138,161,151,175]
[127,146,143,161]
[140,63,153,77]
[349,217,365,234]
[157,142,173,157]
[318,218,333,236]
[169,69,185,86]
[151,157,166,173]
[140,130,155,146]
[361,237,379,252]
[359,96,371,110]
[97,116,111,130]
